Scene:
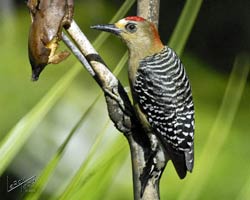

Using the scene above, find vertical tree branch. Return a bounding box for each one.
[137,0,160,28]
[136,1,165,200]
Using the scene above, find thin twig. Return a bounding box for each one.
[62,32,95,76]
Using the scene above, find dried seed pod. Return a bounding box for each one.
[27,0,74,81]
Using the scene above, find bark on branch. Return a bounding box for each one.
[61,1,162,199]
[63,21,153,199]
[137,0,160,28]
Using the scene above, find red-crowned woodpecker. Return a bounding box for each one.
[91,16,195,179]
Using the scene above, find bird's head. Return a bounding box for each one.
[91,16,164,57]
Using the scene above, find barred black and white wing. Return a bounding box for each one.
[133,46,194,178]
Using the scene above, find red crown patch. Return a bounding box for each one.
[125,16,145,22]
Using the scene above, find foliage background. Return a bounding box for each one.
[0,0,249,199]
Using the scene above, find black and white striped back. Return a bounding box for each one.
[133,46,195,178]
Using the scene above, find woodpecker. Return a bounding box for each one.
[91,16,194,179]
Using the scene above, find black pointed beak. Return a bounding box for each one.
[91,24,121,35]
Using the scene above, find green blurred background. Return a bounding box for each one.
[0,0,250,199]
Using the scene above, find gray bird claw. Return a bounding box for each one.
[104,88,125,111]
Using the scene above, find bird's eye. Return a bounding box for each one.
[125,23,137,33]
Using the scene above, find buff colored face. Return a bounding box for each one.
[114,18,156,49]
[91,17,163,56]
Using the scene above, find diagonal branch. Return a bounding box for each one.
[61,1,163,199]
